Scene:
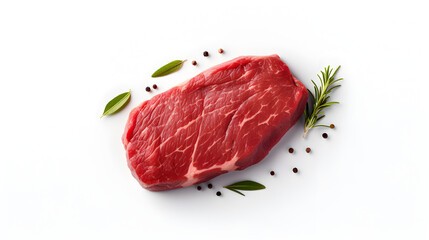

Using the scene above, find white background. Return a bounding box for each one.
[1,0,428,239]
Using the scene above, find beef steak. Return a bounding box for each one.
[122,55,308,191]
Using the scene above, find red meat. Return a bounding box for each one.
[123,55,308,191]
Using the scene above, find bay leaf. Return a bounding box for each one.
[224,180,266,191]
[101,90,131,118]
[223,180,266,196]
[151,60,186,78]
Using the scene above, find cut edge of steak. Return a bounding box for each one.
[122,55,308,191]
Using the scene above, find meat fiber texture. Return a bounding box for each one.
[122,55,308,191]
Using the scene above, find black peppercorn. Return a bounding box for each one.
[152,84,158,89]
[207,183,213,189]
[192,60,197,66]
[293,168,298,173]
[216,191,221,196]
[197,186,202,191]
[322,133,328,139]
[145,87,151,92]
[203,51,209,57]
[270,171,275,176]
[288,148,294,153]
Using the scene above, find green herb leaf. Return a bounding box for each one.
[303,65,342,138]
[151,60,186,78]
[223,180,266,196]
[100,90,131,118]
[225,187,246,196]
[224,180,266,190]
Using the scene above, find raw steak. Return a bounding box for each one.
[122,55,308,191]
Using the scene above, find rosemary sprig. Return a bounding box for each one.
[303,66,342,138]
